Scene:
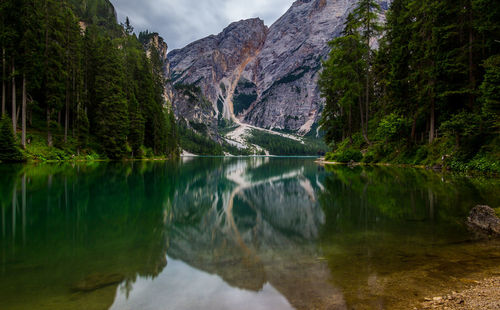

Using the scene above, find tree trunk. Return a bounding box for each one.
[411,113,418,143]
[47,108,52,147]
[348,105,353,145]
[72,69,76,138]
[429,98,435,144]
[11,59,16,133]
[64,81,69,143]
[341,106,345,141]
[359,96,370,145]
[2,48,5,116]
[22,74,27,149]
[16,104,20,124]
[468,0,475,108]
[365,7,371,140]
[44,0,51,147]
[64,19,70,144]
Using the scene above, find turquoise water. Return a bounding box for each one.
[0,158,499,309]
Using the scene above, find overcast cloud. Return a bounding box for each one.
[110,0,295,51]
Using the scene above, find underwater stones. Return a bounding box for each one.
[72,273,125,292]
[466,205,500,237]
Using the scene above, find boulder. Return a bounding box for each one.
[466,205,500,237]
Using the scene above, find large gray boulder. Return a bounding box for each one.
[467,205,500,237]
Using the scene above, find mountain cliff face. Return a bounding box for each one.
[169,19,267,119]
[143,33,175,105]
[168,0,389,137]
[241,0,354,133]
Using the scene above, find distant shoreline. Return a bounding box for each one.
[315,157,425,169]
[315,158,500,177]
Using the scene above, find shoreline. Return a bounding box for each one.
[418,275,500,310]
[316,157,427,169]
[315,158,499,177]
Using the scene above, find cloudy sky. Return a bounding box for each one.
[110,0,295,51]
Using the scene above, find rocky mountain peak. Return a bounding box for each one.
[168,18,268,135]
[167,0,389,140]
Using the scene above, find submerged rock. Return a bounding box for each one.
[72,273,125,292]
[466,205,500,237]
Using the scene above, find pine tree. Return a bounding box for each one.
[128,97,145,157]
[20,0,43,149]
[480,55,500,132]
[319,14,367,146]
[93,37,129,159]
[42,0,67,147]
[351,0,382,144]
[75,102,89,152]
[0,115,24,162]
[124,16,134,35]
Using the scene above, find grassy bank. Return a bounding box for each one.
[6,130,177,163]
[322,133,500,175]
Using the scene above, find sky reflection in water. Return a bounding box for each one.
[0,158,499,309]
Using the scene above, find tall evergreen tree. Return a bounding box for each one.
[0,115,24,162]
[93,37,129,159]
[319,14,367,146]
[0,0,179,160]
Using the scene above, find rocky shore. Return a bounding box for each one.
[419,276,500,309]
[418,206,500,309]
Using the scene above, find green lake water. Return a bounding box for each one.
[0,157,499,309]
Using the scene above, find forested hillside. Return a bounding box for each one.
[320,0,500,173]
[0,0,178,161]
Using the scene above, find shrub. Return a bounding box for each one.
[329,149,363,163]
[0,116,25,162]
[362,151,376,163]
[414,147,428,164]
[376,113,409,141]
[325,152,336,161]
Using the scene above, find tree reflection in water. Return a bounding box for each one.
[1,159,499,310]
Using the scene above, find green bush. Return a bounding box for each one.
[376,113,409,141]
[329,149,363,163]
[325,152,335,161]
[0,116,25,162]
[468,155,500,174]
[362,151,376,163]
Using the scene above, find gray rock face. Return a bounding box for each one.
[144,33,174,103]
[242,0,355,133]
[169,18,268,121]
[467,205,500,236]
[172,84,220,139]
[168,0,389,135]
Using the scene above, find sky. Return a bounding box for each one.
[110,0,295,51]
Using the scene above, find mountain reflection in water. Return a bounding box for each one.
[0,158,499,310]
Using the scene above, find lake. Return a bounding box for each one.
[1,157,499,309]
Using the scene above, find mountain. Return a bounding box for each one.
[167,0,389,141]
[168,18,268,140]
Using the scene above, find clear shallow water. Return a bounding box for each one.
[0,158,499,310]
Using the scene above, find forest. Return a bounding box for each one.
[319,0,500,173]
[0,0,178,161]
[247,130,327,156]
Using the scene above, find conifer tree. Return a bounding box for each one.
[93,37,129,158]
[319,14,367,145]
[0,115,24,162]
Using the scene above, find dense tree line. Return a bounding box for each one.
[247,130,327,156]
[320,0,500,172]
[0,0,178,161]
